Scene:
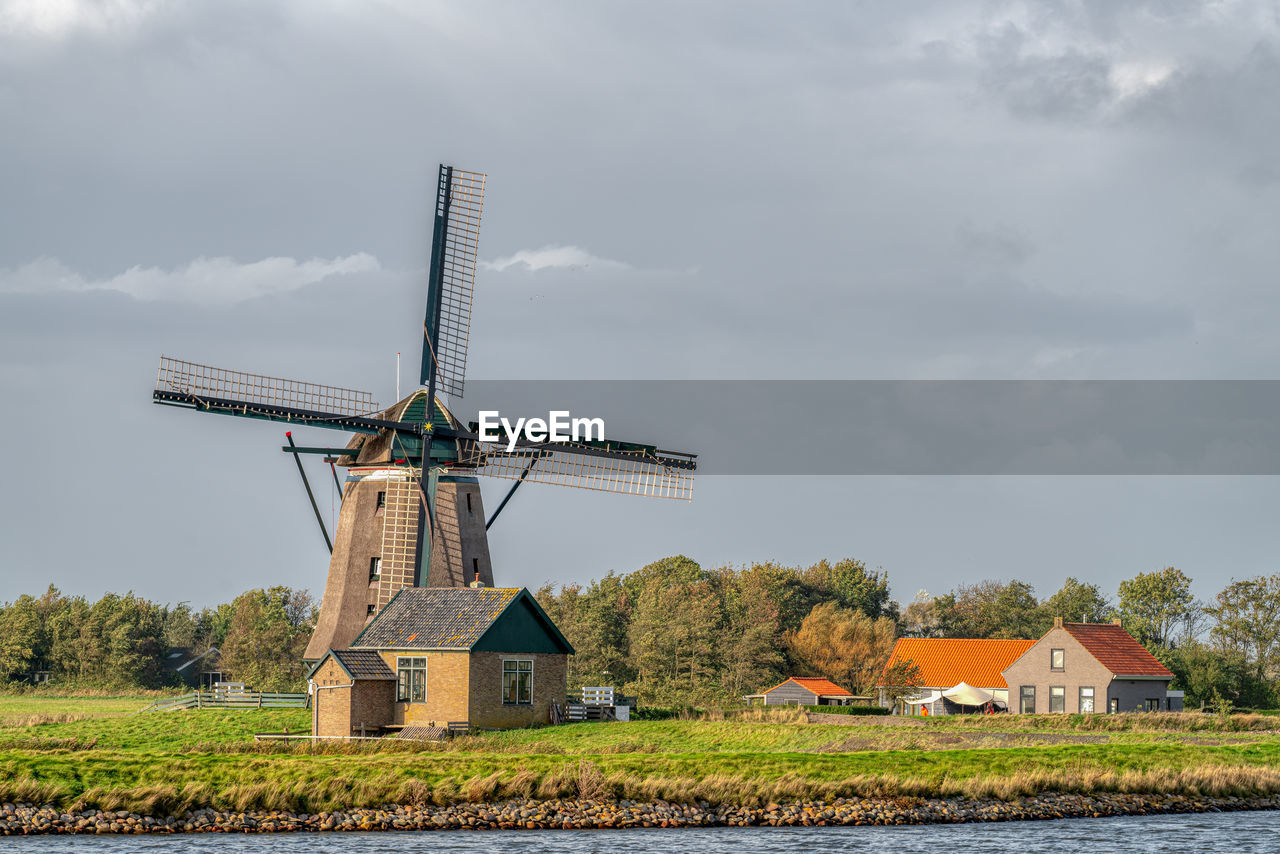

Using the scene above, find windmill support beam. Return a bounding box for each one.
[153,389,413,435]
[286,433,333,554]
[279,446,358,456]
[485,458,538,530]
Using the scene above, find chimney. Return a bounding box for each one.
[469,568,485,589]
[1053,616,1062,629]
[1112,618,1123,628]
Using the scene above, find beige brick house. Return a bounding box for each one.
[1001,618,1180,714]
[309,586,573,739]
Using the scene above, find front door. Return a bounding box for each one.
[1109,697,1119,714]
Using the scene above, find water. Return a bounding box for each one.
[7,811,1279,853]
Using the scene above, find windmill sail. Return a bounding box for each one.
[456,438,695,500]
[422,166,485,399]
[156,356,378,417]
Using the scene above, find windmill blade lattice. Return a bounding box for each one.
[429,167,485,398]
[457,440,695,501]
[156,356,378,417]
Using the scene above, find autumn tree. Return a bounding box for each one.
[880,658,924,708]
[787,602,897,693]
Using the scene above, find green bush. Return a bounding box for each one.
[631,706,683,721]
[801,705,889,716]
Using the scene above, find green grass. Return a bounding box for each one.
[4,695,1280,814]
[0,694,158,727]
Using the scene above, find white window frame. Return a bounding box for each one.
[1079,686,1095,713]
[397,655,426,702]
[502,658,533,706]
[1049,685,1066,713]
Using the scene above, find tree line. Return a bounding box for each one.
[538,560,1280,709]
[0,586,315,692]
[3,559,1276,709]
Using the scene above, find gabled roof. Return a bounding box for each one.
[1064,622,1173,678]
[349,587,573,654]
[762,677,853,697]
[308,648,396,681]
[880,637,1036,689]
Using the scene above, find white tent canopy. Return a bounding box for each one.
[905,690,943,706]
[905,683,1005,709]
[940,682,996,706]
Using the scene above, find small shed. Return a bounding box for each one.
[746,677,859,706]
[309,649,398,739]
[161,647,223,690]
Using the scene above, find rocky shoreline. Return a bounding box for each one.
[2,793,1277,835]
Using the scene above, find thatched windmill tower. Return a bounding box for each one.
[152,165,696,660]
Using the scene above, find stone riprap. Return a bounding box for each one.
[2,794,1279,834]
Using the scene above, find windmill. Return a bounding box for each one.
[152,165,697,660]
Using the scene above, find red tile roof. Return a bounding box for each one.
[1064,622,1173,677]
[762,677,853,697]
[880,638,1036,689]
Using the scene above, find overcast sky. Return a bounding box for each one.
[2,0,1279,610]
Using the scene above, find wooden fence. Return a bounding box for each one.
[140,691,309,713]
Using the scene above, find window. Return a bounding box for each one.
[466,492,473,514]
[1146,698,1160,712]
[375,491,386,514]
[397,656,426,702]
[1050,648,1064,670]
[1079,686,1095,713]
[502,659,532,705]
[1049,686,1065,713]
[366,604,377,615]
[1020,685,1035,714]
[1109,697,1120,714]
[369,557,382,580]
[472,558,480,582]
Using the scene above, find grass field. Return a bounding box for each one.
[3,694,1280,814]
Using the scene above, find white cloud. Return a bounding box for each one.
[0,0,162,38]
[0,253,381,304]
[481,245,631,273]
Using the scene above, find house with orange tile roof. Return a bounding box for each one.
[1002,618,1181,714]
[744,676,867,706]
[877,618,1182,715]
[877,637,1035,715]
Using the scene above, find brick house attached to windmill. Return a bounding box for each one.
[308,586,574,739]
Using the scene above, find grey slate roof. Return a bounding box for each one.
[331,649,395,680]
[351,587,520,650]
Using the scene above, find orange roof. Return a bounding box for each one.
[1064,622,1173,678]
[880,637,1036,689]
[762,677,853,697]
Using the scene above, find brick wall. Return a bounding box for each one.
[467,651,567,729]
[378,650,472,726]
[349,680,395,734]
[313,658,352,738]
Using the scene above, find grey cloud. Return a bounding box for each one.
[4,1,1280,605]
